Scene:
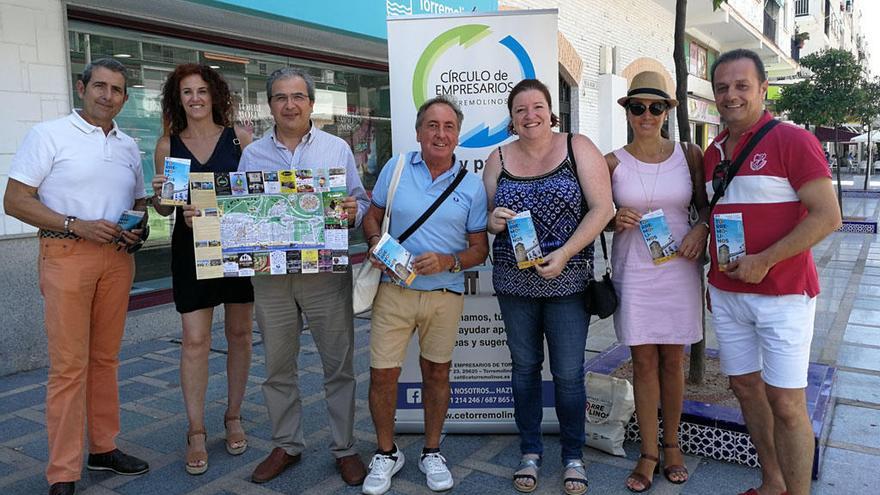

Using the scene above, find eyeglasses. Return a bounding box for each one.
[627,101,668,116]
[712,159,732,196]
[270,92,309,105]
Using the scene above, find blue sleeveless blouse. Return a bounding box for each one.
[492,134,594,298]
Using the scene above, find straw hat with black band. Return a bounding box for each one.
[617,71,678,108]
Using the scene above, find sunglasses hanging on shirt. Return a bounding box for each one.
[627,101,668,116]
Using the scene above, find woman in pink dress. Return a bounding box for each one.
[604,71,709,492]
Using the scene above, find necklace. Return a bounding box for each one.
[632,141,664,211]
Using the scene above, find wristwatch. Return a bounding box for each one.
[449,253,462,273]
[64,216,77,234]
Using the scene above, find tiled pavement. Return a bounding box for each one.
[1,194,879,494]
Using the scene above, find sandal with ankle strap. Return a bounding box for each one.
[185,430,208,475]
[563,459,588,495]
[662,443,689,484]
[513,454,541,493]
[625,452,658,493]
[224,414,248,455]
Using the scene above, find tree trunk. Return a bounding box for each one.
[673,0,705,384]
[673,0,691,143]
[835,127,843,214]
[865,124,873,191]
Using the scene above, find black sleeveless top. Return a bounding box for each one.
[169,127,253,313]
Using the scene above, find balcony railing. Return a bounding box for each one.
[795,0,809,17]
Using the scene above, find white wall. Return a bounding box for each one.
[0,0,69,237]
[500,0,676,151]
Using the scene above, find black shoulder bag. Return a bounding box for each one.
[566,133,618,318]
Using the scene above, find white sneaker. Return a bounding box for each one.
[362,447,405,495]
[418,452,454,491]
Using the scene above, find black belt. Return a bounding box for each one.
[431,288,462,296]
[38,230,79,240]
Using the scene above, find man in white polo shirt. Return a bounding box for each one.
[4,58,150,495]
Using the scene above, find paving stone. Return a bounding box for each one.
[828,404,880,450]
[681,457,762,495]
[833,370,880,404]
[118,339,178,361]
[843,324,880,346]
[813,447,879,494]
[0,386,45,415]
[848,308,880,327]
[0,367,47,393]
[0,416,43,442]
[119,357,174,381]
[837,345,880,372]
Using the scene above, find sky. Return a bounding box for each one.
[861,1,880,77]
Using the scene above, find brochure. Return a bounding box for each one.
[160,157,190,206]
[116,210,144,230]
[192,168,349,279]
[714,212,745,271]
[638,209,678,265]
[507,210,543,269]
[373,232,417,286]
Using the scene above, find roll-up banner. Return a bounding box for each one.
[387,10,560,433]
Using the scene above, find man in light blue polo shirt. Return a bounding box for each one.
[360,96,488,495]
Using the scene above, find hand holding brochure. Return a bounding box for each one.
[714,213,745,271]
[116,210,145,230]
[160,157,191,206]
[638,209,678,265]
[372,232,417,286]
[508,210,544,269]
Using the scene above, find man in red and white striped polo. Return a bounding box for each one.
[704,49,841,495]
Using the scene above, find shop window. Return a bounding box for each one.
[688,41,708,80]
[558,75,572,133]
[68,22,391,293]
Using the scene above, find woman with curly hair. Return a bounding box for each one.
[150,64,254,475]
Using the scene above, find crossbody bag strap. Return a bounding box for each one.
[381,153,408,234]
[709,119,780,213]
[398,166,467,243]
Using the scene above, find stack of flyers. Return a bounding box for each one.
[638,209,678,265]
[116,210,145,230]
[714,213,745,271]
[508,211,543,269]
[373,232,417,286]
[160,157,191,206]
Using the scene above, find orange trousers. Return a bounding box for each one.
[38,237,134,484]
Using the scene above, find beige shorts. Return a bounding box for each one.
[369,283,464,368]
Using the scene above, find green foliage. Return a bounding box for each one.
[777,48,862,127]
[712,0,727,10]
[853,78,880,127]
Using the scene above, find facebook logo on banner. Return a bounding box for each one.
[406,387,422,404]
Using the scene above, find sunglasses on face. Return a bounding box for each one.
[627,101,668,116]
[712,159,732,196]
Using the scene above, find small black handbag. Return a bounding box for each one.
[586,232,618,319]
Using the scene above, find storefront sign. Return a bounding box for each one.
[687,97,721,125]
[388,10,558,174]
[193,0,498,39]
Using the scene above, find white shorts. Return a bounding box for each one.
[709,286,817,389]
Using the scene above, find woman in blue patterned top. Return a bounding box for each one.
[483,79,614,494]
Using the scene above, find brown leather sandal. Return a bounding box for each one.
[224,414,248,455]
[625,452,658,493]
[662,443,689,484]
[185,430,208,475]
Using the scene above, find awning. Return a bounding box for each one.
[816,126,862,143]
[851,131,880,143]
